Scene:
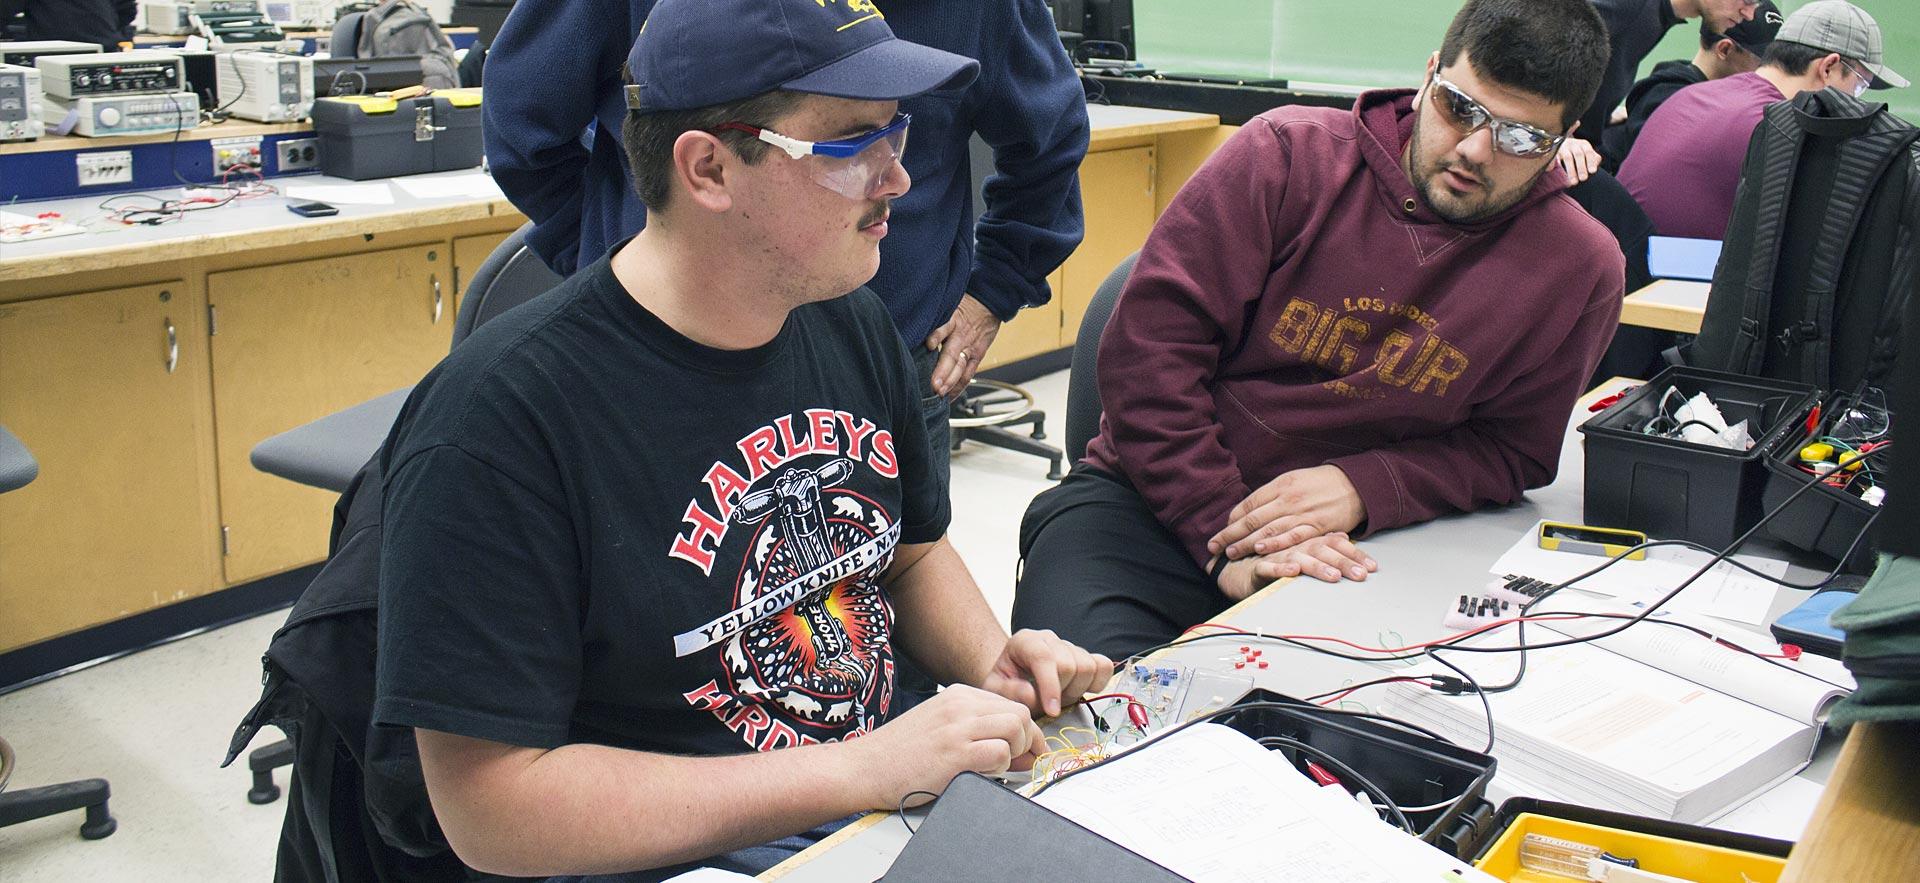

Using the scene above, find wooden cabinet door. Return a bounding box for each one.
[452,231,513,317]
[0,282,222,652]
[207,245,453,583]
[1061,147,1156,342]
[982,269,1065,370]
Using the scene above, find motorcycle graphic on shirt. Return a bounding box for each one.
[671,410,905,752]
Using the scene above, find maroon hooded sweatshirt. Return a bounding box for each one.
[1083,90,1625,567]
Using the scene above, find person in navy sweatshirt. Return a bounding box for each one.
[483,0,1089,488]
[1012,0,1628,659]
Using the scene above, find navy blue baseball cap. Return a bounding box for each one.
[626,0,981,114]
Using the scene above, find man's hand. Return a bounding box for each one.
[1555,137,1602,184]
[1215,532,1375,599]
[1208,465,1368,562]
[925,294,1003,399]
[979,629,1112,718]
[850,685,1046,809]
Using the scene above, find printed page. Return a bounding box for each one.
[1033,724,1498,882]
[1386,637,1807,796]
[1488,521,1780,624]
[1528,599,1848,725]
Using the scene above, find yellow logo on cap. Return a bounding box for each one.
[815,0,884,32]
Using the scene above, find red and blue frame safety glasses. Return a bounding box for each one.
[713,112,911,200]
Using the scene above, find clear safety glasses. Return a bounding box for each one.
[713,112,911,200]
[1428,75,1567,159]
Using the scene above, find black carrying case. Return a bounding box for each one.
[308,89,484,180]
[1761,390,1892,575]
[1579,367,1820,548]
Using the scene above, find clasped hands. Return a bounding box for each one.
[1205,464,1378,600]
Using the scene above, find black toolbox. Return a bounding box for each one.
[1214,690,1498,855]
[1760,390,1891,574]
[308,89,484,180]
[1579,367,1819,549]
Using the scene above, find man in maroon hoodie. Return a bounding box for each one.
[1012,0,1627,659]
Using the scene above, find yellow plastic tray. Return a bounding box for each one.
[1474,813,1787,882]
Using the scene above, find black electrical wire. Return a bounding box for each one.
[1031,701,1442,833]
[895,789,939,835]
[1423,446,1893,702]
[1255,735,1415,834]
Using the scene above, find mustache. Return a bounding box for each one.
[859,201,891,228]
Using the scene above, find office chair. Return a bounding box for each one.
[242,224,561,803]
[1063,252,1136,463]
[951,134,1067,479]
[0,425,117,839]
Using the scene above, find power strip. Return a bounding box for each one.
[75,150,134,187]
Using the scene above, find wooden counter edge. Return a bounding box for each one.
[1087,113,1220,150]
[758,811,892,880]
[0,199,521,282]
[1779,720,1920,882]
[1620,295,1707,334]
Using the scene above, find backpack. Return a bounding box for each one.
[1685,88,1920,392]
[336,0,460,90]
[223,454,478,882]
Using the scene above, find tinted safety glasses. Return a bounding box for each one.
[1428,75,1567,159]
[713,112,911,200]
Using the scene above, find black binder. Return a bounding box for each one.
[879,772,1188,882]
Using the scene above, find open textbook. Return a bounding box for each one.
[1382,603,1848,824]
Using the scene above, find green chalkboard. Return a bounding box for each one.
[1135,0,1918,123]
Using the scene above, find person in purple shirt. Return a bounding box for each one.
[1619,0,1908,239]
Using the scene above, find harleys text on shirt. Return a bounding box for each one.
[670,410,900,575]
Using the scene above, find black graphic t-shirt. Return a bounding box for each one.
[373,249,948,761]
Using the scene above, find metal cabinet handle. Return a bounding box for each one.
[164,319,178,373]
[431,274,443,324]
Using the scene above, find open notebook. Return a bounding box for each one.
[1382,605,1846,824]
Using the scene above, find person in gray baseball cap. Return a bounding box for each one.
[1622,0,1908,239]
[1777,0,1908,90]
[372,0,1111,878]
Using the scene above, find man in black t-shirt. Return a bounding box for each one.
[373,0,1110,878]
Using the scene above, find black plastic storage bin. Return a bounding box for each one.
[1580,367,1819,549]
[1213,691,1497,855]
[309,89,484,180]
[1760,390,1891,574]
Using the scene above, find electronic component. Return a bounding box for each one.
[74,150,135,186]
[312,55,424,97]
[37,51,187,99]
[0,63,44,141]
[215,51,313,122]
[194,1,288,48]
[262,0,340,28]
[43,92,199,137]
[1441,574,1555,630]
[1538,521,1648,560]
[286,199,338,217]
[0,41,105,68]
[275,136,319,171]
[141,1,199,35]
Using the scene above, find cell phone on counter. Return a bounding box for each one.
[286,199,339,217]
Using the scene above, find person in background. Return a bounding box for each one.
[1603,3,1782,166]
[484,0,1089,494]
[1561,0,1759,182]
[0,0,134,48]
[1620,0,1907,240]
[1011,0,1625,659]
[377,1,1110,879]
